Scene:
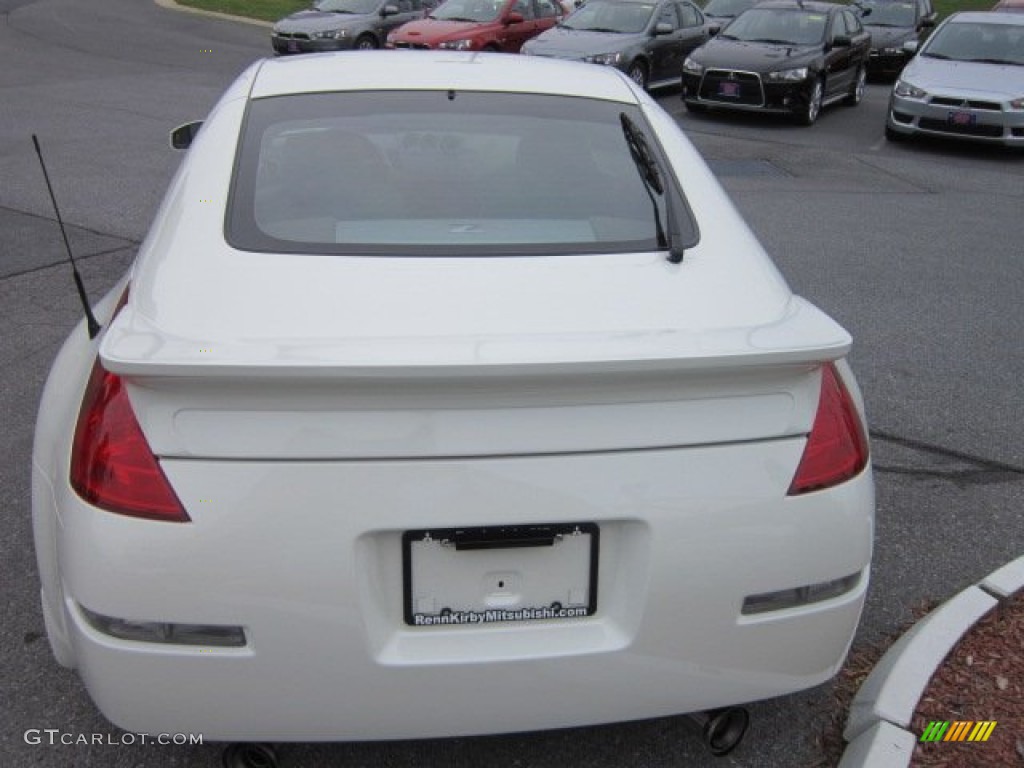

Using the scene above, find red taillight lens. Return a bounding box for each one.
[788,363,869,496]
[70,363,189,522]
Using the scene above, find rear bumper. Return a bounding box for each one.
[55,443,872,740]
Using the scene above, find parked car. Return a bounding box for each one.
[682,0,871,124]
[521,0,713,89]
[271,0,431,53]
[886,11,1024,147]
[855,0,935,78]
[33,50,874,763]
[386,0,564,50]
[701,0,759,23]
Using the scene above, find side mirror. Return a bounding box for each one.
[653,21,673,35]
[170,121,203,150]
[902,39,919,54]
[831,34,852,47]
[381,3,399,15]
[920,17,935,28]
[505,10,524,23]
[708,24,720,36]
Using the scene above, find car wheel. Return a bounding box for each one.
[627,61,648,89]
[797,76,823,126]
[483,43,500,52]
[844,65,866,106]
[355,35,378,50]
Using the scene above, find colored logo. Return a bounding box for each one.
[920,721,997,743]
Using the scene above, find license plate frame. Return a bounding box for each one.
[947,109,976,127]
[717,80,742,98]
[402,522,599,627]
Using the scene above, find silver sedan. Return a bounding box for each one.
[886,11,1024,147]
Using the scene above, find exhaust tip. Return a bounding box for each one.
[686,707,749,757]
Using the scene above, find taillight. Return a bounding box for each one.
[787,363,869,496]
[70,362,189,522]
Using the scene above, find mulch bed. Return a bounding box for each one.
[910,589,1024,767]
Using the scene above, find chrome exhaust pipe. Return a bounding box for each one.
[686,707,749,757]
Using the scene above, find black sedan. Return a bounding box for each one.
[855,0,935,78]
[521,0,713,89]
[681,0,871,124]
[272,0,430,53]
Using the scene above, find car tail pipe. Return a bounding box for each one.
[685,707,750,757]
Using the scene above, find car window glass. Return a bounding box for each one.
[657,4,680,29]
[511,0,535,18]
[830,12,848,38]
[535,0,560,17]
[678,3,701,27]
[724,9,828,46]
[842,11,861,34]
[229,91,698,256]
[561,0,655,33]
[432,0,503,22]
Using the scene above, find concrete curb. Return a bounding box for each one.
[153,0,273,29]
[838,553,1024,767]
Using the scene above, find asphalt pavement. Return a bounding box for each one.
[1,1,1022,766]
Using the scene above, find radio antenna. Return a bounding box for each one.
[31,134,101,339]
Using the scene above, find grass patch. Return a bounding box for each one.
[932,0,995,21]
[175,0,308,22]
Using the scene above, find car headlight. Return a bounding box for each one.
[894,79,927,99]
[584,52,622,66]
[682,56,704,75]
[881,46,903,55]
[439,38,475,50]
[311,28,349,40]
[766,66,808,82]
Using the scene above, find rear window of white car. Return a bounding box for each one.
[226,90,697,256]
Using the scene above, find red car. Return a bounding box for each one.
[386,0,567,51]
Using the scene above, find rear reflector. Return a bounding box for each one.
[79,605,245,647]
[787,363,869,496]
[742,572,861,615]
[70,362,189,522]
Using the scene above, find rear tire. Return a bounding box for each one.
[355,34,378,50]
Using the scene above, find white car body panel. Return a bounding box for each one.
[32,51,874,742]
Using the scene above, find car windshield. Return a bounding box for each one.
[314,0,381,13]
[702,0,756,18]
[561,1,656,33]
[922,20,1024,64]
[228,90,697,256]
[857,1,915,27]
[431,0,504,22]
[721,8,828,45]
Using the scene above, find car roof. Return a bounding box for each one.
[948,9,1024,23]
[249,50,640,103]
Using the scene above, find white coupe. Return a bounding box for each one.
[32,50,873,760]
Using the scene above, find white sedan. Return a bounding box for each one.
[33,51,873,758]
